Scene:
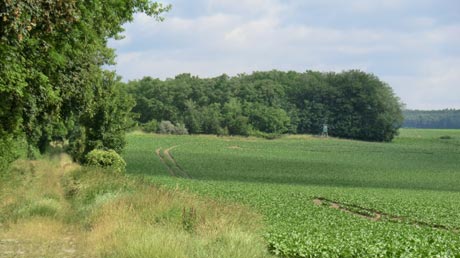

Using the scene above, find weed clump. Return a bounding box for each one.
[182,207,197,233]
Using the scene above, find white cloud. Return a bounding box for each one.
[409,17,437,28]
[286,0,410,14]
[207,0,286,17]
[384,57,460,109]
[347,0,407,12]
[110,0,460,109]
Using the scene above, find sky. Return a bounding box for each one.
[108,0,460,110]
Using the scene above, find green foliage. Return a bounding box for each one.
[183,99,202,134]
[1,155,271,257]
[158,121,189,135]
[62,165,271,258]
[246,103,290,134]
[181,207,197,233]
[158,121,176,134]
[174,123,189,135]
[0,0,169,165]
[127,70,403,142]
[201,103,223,134]
[142,119,159,133]
[85,149,126,174]
[217,126,229,136]
[66,73,136,162]
[124,129,460,257]
[248,129,282,140]
[404,109,460,129]
[0,136,28,172]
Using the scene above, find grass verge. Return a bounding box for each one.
[0,154,272,258]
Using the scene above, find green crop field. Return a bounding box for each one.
[123,129,460,257]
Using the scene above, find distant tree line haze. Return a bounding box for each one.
[0,0,170,168]
[403,110,460,129]
[127,70,404,142]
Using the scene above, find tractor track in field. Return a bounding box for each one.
[156,148,176,177]
[156,146,191,179]
[313,197,459,233]
[313,197,382,222]
[164,146,191,179]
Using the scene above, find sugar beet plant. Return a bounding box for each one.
[123,129,460,257]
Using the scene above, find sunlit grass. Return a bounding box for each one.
[124,129,460,256]
[0,154,272,257]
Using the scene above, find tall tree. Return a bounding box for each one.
[0,0,170,163]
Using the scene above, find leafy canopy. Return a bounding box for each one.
[0,0,170,162]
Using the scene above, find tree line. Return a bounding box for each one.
[0,1,405,171]
[127,70,404,141]
[403,109,460,129]
[0,0,169,168]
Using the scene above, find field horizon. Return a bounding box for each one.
[124,128,460,256]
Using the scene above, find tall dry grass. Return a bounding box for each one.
[0,154,272,258]
[69,167,272,258]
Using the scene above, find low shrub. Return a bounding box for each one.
[85,149,126,174]
[249,129,282,140]
[174,123,188,135]
[0,136,28,172]
[217,126,229,136]
[158,121,189,135]
[142,119,158,133]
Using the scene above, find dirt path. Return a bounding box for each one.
[0,155,89,258]
[0,220,83,258]
[313,197,458,232]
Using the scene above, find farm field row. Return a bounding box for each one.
[123,129,460,256]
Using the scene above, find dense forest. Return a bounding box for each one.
[0,0,169,169]
[403,110,460,129]
[127,70,404,142]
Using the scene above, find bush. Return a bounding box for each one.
[217,127,229,136]
[142,120,158,133]
[158,121,189,135]
[249,129,282,140]
[174,123,189,135]
[85,149,126,174]
[0,136,28,172]
[158,121,175,134]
